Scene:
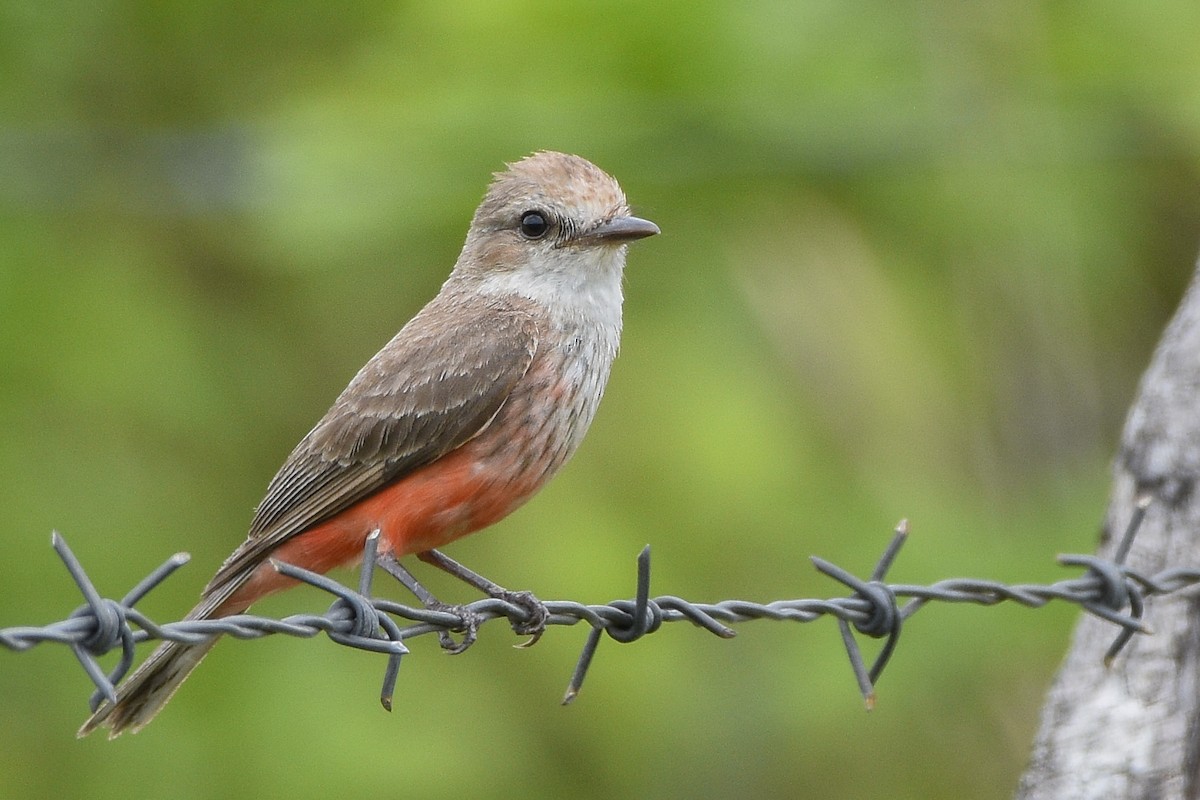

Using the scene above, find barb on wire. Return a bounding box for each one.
[1,494,1183,721]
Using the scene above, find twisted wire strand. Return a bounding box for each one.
[0,496,1173,717]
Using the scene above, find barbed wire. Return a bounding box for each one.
[1,494,1185,721]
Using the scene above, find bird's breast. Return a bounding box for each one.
[381,316,618,554]
[475,315,617,484]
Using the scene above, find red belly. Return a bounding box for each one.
[224,435,547,611]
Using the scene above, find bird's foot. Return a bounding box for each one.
[380,548,550,650]
[496,589,549,647]
[426,600,484,655]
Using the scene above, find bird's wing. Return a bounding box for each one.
[204,292,540,595]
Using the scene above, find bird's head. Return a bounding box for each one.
[454,152,658,309]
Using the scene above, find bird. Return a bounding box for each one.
[78,151,659,737]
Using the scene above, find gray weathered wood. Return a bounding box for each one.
[1017,263,1200,799]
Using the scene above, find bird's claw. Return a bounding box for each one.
[498,589,549,647]
[429,602,483,654]
[430,591,546,651]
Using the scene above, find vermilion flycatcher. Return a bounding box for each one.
[79,151,658,737]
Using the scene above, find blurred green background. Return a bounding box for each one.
[1,2,1197,798]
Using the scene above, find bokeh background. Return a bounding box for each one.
[2,2,1198,798]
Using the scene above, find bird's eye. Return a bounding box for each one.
[519,210,551,240]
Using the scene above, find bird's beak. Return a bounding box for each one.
[578,215,660,246]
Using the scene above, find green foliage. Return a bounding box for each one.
[1,2,1195,797]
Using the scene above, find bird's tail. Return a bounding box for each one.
[77,636,219,738]
[77,583,248,738]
